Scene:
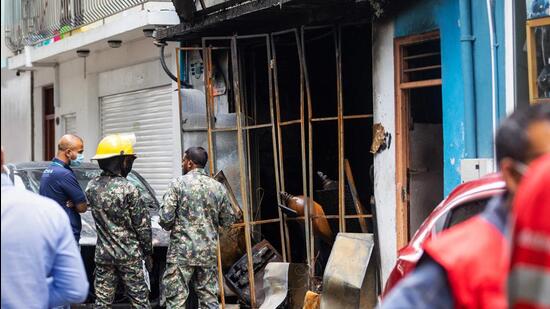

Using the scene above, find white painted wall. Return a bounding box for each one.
[55,56,100,162]
[1,69,32,163]
[372,20,397,285]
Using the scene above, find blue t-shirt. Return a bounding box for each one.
[39,158,87,242]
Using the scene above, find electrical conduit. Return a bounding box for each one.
[459,0,477,158]
[485,0,499,170]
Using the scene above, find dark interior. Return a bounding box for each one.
[217,23,375,275]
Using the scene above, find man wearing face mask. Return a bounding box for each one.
[86,133,153,307]
[40,134,88,243]
[380,103,550,308]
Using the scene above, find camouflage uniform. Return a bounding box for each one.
[86,172,153,308]
[160,168,237,309]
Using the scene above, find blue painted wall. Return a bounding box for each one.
[394,0,507,195]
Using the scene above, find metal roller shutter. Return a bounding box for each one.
[100,85,175,199]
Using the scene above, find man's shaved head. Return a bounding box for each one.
[56,134,84,164]
[58,134,83,151]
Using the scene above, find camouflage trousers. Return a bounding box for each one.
[162,263,219,309]
[94,262,150,308]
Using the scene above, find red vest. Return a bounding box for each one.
[510,154,550,309]
[424,216,509,309]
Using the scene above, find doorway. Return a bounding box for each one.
[177,22,375,306]
[43,86,55,160]
[395,31,444,247]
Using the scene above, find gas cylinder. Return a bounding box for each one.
[280,191,334,244]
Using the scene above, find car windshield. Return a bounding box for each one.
[446,198,489,228]
[15,167,158,209]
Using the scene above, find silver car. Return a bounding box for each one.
[4,162,170,307]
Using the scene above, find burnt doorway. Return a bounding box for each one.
[395,31,444,247]
[176,23,375,306]
[43,86,56,160]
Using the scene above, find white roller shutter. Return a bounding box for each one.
[100,85,175,198]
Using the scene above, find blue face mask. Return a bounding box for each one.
[70,153,85,167]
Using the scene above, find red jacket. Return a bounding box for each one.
[509,154,550,309]
[424,208,509,309]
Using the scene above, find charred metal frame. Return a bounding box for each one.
[270,28,311,275]
[175,23,375,306]
[179,34,287,308]
[301,25,373,273]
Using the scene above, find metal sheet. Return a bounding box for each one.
[259,262,290,309]
[259,262,309,309]
[214,170,243,217]
[320,233,376,309]
[100,85,176,199]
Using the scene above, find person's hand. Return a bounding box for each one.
[66,200,74,208]
[145,255,153,273]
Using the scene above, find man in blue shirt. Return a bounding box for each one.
[40,134,88,242]
[1,147,89,308]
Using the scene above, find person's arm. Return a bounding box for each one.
[159,179,180,231]
[48,213,89,307]
[218,186,237,228]
[379,254,453,308]
[128,185,153,258]
[60,172,88,213]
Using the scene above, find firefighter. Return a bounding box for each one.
[86,134,153,308]
[509,153,550,309]
[159,147,237,308]
[380,103,550,308]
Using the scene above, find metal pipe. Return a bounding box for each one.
[231,36,257,308]
[459,0,478,157]
[265,34,288,261]
[336,25,346,233]
[242,48,255,226]
[208,48,227,309]
[295,25,310,273]
[30,70,35,161]
[485,0,499,169]
[279,119,302,126]
[271,32,293,262]
[175,49,183,133]
[198,42,226,308]
[301,26,314,280]
[285,214,373,221]
[234,218,282,227]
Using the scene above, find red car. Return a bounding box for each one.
[382,173,506,297]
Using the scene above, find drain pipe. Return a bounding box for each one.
[485,0,499,170]
[459,0,477,158]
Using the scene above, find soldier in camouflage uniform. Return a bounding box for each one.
[86,134,153,308]
[160,147,237,308]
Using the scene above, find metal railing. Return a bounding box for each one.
[4,0,157,53]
